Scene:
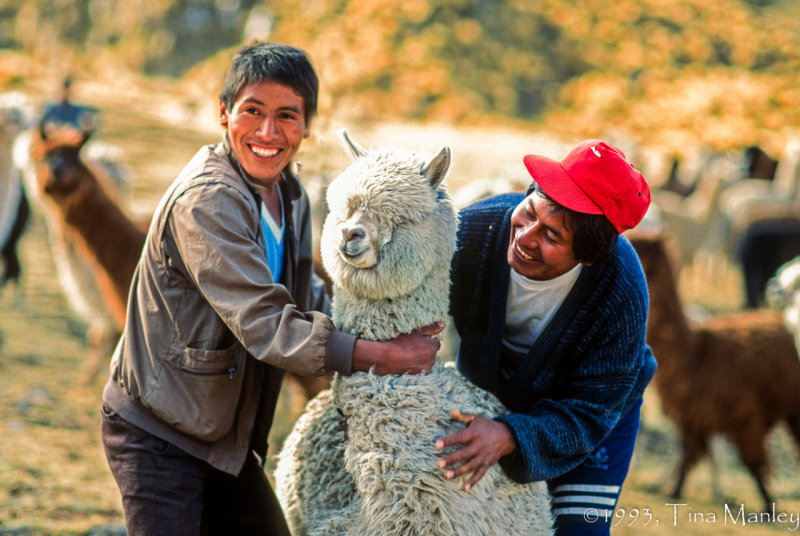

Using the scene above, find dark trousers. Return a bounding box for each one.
[547,398,643,536]
[100,405,291,536]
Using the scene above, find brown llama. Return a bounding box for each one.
[31,129,146,332]
[30,128,330,400]
[629,231,800,511]
[18,125,132,383]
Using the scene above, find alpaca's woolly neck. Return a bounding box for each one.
[331,265,450,341]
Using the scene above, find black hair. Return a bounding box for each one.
[218,41,319,126]
[527,182,618,264]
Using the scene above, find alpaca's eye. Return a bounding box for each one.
[391,216,412,229]
[346,201,360,218]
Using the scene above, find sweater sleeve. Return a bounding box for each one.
[496,350,643,483]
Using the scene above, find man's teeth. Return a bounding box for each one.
[251,146,279,158]
[515,242,533,261]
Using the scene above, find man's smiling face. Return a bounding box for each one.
[506,191,587,280]
[219,80,309,188]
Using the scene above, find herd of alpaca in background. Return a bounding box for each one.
[628,230,800,512]
[645,139,800,308]
[625,139,800,508]
[3,87,800,513]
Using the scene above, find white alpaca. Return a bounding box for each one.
[767,255,800,360]
[0,93,32,290]
[275,131,552,536]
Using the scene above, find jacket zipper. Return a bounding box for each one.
[180,364,236,379]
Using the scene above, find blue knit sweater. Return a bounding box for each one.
[450,193,656,483]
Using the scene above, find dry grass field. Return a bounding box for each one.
[1,81,799,534]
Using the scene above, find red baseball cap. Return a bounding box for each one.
[523,139,651,234]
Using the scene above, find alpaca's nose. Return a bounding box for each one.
[343,227,365,242]
[340,224,371,261]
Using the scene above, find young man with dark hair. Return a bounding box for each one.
[436,139,657,535]
[100,41,441,535]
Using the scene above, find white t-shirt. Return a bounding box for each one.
[502,263,583,354]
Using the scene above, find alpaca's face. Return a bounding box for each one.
[336,209,389,269]
[767,258,800,312]
[31,129,89,202]
[321,145,456,300]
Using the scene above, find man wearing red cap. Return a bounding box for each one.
[436,140,656,535]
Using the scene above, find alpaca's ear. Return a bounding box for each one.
[340,129,368,160]
[421,146,451,188]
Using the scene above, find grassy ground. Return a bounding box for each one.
[1,82,799,534]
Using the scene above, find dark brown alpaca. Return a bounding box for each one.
[32,130,146,331]
[629,232,800,511]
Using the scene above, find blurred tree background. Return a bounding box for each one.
[2,0,799,156]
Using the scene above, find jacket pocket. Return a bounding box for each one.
[146,344,247,442]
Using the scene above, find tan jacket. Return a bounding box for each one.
[103,142,354,474]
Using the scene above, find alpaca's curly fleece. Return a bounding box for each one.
[332,363,552,535]
[274,389,353,536]
[277,364,553,535]
[275,133,552,535]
